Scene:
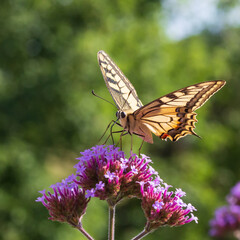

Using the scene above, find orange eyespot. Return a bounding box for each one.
[160,133,169,140]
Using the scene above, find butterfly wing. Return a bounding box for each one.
[98,50,143,112]
[133,80,226,141]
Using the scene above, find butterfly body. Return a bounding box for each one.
[117,110,154,143]
[98,50,226,143]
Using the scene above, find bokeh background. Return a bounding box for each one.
[1,0,240,239]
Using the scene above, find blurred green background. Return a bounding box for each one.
[0,0,240,239]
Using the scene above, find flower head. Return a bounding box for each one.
[227,182,240,206]
[37,144,198,237]
[36,176,90,226]
[209,205,240,237]
[74,145,158,204]
[140,183,198,231]
[209,182,240,238]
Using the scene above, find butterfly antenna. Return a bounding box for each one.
[92,90,117,109]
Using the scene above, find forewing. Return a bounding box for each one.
[134,80,226,141]
[98,50,143,112]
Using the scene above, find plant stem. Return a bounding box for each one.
[132,222,151,240]
[76,223,94,240]
[131,229,150,240]
[108,204,116,240]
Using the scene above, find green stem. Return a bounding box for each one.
[131,229,150,240]
[131,222,151,240]
[76,223,94,240]
[108,204,116,240]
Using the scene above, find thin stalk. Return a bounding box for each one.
[131,222,151,240]
[131,229,150,240]
[108,205,116,240]
[76,223,94,240]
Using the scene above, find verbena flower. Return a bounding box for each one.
[140,183,198,231]
[74,145,157,205]
[227,182,240,206]
[36,175,90,226]
[37,144,198,239]
[209,205,240,238]
[209,182,240,238]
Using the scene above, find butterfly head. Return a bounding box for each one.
[116,110,129,129]
[116,111,126,120]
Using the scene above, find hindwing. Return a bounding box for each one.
[134,80,226,141]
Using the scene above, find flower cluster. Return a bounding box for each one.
[140,183,198,230]
[209,206,240,237]
[209,182,240,238]
[37,145,198,237]
[74,145,157,204]
[36,174,89,226]
[227,182,240,206]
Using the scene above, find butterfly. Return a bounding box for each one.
[97,50,226,144]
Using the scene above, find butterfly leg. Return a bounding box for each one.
[109,119,122,144]
[98,120,117,144]
[117,131,128,150]
[103,130,123,145]
[138,139,145,156]
[130,134,133,154]
[100,119,122,144]
[103,133,111,144]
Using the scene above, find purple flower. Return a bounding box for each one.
[74,145,159,204]
[209,205,240,238]
[86,188,96,198]
[140,183,198,231]
[227,182,240,206]
[37,144,198,237]
[120,158,128,170]
[104,171,117,181]
[175,188,186,197]
[96,181,105,190]
[153,201,164,211]
[36,177,90,226]
[131,165,138,174]
[209,182,240,238]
